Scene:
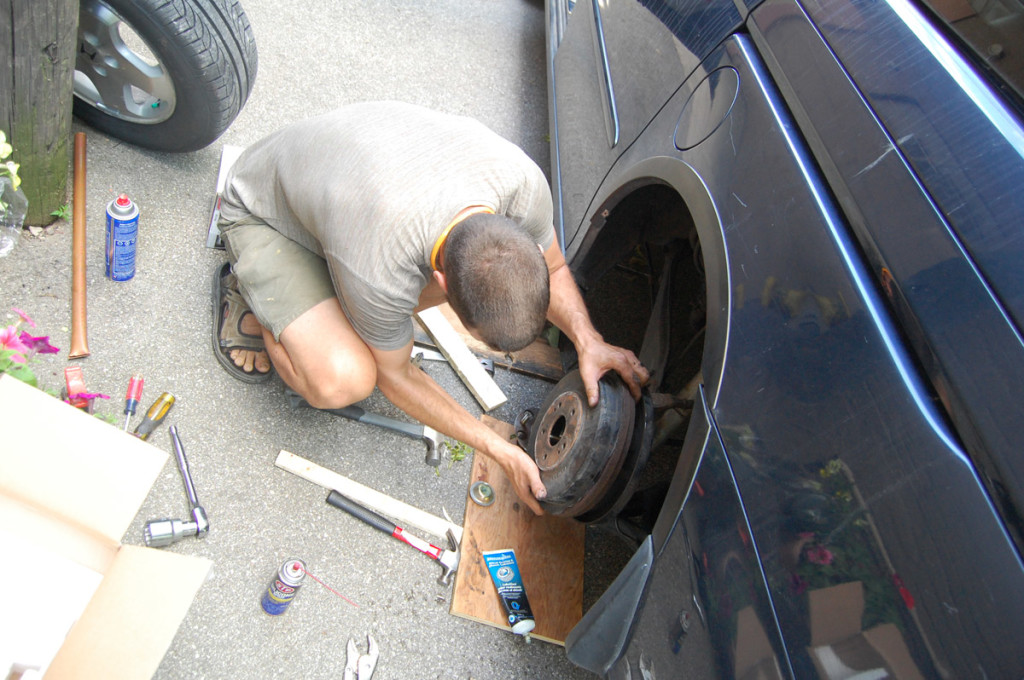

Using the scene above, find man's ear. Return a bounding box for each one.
[433,269,448,293]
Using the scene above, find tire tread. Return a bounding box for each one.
[74,0,258,151]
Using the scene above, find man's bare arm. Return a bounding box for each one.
[542,240,650,405]
[369,341,547,515]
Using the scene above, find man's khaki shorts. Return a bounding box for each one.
[220,216,336,341]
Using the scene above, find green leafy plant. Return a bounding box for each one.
[448,440,471,468]
[433,439,473,476]
[50,202,71,221]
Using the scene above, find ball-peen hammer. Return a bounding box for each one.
[326,490,460,585]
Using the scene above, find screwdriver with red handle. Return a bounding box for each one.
[123,374,144,431]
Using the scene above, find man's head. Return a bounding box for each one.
[441,213,550,352]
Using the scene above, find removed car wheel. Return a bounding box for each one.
[74,0,258,152]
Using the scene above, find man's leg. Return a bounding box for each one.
[221,219,375,406]
[263,297,377,409]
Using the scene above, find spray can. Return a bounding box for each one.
[105,193,139,281]
[260,558,306,615]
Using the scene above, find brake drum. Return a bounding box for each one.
[527,370,637,518]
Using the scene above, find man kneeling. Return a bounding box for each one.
[213,102,649,514]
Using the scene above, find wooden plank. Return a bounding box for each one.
[415,306,507,411]
[275,450,462,543]
[450,417,584,645]
[0,0,77,225]
[414,303,564,382]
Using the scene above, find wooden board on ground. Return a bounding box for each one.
[275,450,462,543]
[414,302,563,382]
[450,417,585,645]
[415,306,507,411]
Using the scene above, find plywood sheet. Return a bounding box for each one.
[414,302,564,382]
[450,417,584,645]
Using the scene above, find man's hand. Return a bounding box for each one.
[577,338,650,407]
[371,340,549,515]
[495,440,548,516]
[543,238,650,406]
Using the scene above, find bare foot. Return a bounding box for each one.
[216,263,274,380]
[229,311,272,374]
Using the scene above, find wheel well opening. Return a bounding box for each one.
[570,183,709,603]
[576,182,707,398]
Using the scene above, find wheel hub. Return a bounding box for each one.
[533,391,586,471]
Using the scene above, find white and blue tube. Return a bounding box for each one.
[483,548,536,635]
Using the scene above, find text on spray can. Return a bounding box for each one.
[105,193,138,281]
[260,558,306,615]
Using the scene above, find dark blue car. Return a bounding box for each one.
[536,0,1024,676]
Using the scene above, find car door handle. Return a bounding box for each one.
[591,0,620,148]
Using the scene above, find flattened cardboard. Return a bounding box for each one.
[47,546,210,680]
[0,375,212,679]
[0,375,165,543]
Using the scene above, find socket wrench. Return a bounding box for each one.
[144,425,210,547]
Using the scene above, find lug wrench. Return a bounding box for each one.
[326,490,460,586]
[285,389,448,466]
[144,425,210,547]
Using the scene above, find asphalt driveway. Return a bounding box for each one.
[0,1,604,677]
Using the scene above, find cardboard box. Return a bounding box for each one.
[0,375,211,679]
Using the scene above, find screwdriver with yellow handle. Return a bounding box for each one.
[134,392,176,441]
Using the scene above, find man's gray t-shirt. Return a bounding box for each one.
[220,101,555,350]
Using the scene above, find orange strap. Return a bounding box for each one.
[431,206,494,271]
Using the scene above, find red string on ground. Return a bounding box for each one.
[299,565,359,608]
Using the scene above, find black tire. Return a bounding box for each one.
[74,0,258,152]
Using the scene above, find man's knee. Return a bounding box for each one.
[299,352,376,409]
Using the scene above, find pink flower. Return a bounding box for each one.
[70,392,110,401]
[806,545,834,566]
[1,325,30,360]
[11,307,36,328]
[18,332,59,355]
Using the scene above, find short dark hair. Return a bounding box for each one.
[444,213,550,352]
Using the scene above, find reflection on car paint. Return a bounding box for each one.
[548,0,1024,676]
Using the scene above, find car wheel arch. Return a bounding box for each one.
[567,155,732,403]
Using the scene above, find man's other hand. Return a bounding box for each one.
[578,340,650,406]
[498,442,547,516]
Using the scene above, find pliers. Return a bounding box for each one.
[344,635,379,680]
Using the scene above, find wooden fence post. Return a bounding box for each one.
[0,0,78,227]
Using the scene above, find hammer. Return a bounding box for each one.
[286,389,447,466]
[326,490,460,585]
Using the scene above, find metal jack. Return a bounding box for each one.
[144,425,210,547]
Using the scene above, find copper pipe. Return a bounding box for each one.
[69,132,90,359]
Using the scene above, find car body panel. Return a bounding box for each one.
[750,0,1024,556]
[551,0,743,247]
[548,0,1024,677]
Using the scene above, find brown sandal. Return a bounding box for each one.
[212,262,273,383]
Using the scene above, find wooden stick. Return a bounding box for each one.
[69,132,89,359]
[415,305,506,411]
[275,450,463,543]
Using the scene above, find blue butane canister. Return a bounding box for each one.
[260,558,306,615]
[105,193,139,281]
